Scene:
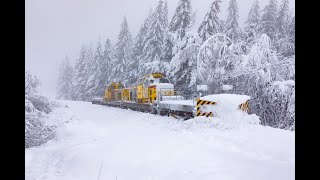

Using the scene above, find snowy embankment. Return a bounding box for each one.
[25,100,294,180]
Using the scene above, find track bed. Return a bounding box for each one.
[99,99,196,119]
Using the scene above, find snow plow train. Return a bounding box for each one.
[92,72,250,120]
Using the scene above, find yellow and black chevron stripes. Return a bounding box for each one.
[238,101,249,112]
[198,112,213,117]
[196,98,216,117]
[196,99,216,107]
[196,111,214,117]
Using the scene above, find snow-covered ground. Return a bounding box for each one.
[25,100,294,180]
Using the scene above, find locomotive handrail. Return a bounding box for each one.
[157,88,183,102]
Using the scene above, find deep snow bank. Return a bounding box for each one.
[192,94,260,129]
[26,101,294,180]
[201,94,250,106]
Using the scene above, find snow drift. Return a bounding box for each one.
[26,101,294,180]
[188,94,260,129]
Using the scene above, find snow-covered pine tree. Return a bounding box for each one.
[72,45,89,101]
[271,16,294,80]
[103,39,114,85]
[169,0,196,67]
[140,8,154,50]
[163,0,168,28]
[219,20,225,34]
[131,8,154,81]
[289,16,295,40]
[141,0,166,75]
[159,0,171,74]
[57,56,74,100]
[90,39,106,97]
[276,0,290,38]
[245,0,260,30]
[243,0,260,47]
[259,0,278,40]
[170,33,201,98]
[274,0,293,57]
[197,33,233,85]
[198,0,221,42]
[113,17,133,85]
[83,45,95,101]
[225,0,240,42]
[161,0,195,70]
[168,0,193,41]
[161,31,174,74]
[287,15,295,54]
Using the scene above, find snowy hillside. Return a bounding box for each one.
[25,70,57,148]
[25,100,294,180]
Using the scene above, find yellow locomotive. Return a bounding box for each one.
[104,73,178,104]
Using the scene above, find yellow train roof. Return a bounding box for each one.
[107,82,124,89]
[142,72,166,79]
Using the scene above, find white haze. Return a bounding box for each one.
[25,0,295,98]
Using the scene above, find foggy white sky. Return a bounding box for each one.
[25,0,295,98]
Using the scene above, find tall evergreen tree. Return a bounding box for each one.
[83,45,95,100]
[259,0,278,40]
[72,45,89,100]
[276,14,294,57]
[168,0,192,40]
[57,56,73,100]
[141,0,166,75]
[113,17,133,84]
[132,9,154,81]
[245,0,261,30]
[160,0,171,73]
[161,31,174,71]
[170,33,201,97]
[163,0,168,28]
[276,0,290,37]
[91,39,105,97]
[289,16,295,40]
[198,0,221,42]
[103,39,114,85]
[243,0,260,46]
[219,20,226,33]
[225,0,240,42]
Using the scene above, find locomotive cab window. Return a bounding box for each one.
[143,79,149,86]
[160,78,169,83]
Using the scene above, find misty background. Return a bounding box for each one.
[25,0,295,98]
